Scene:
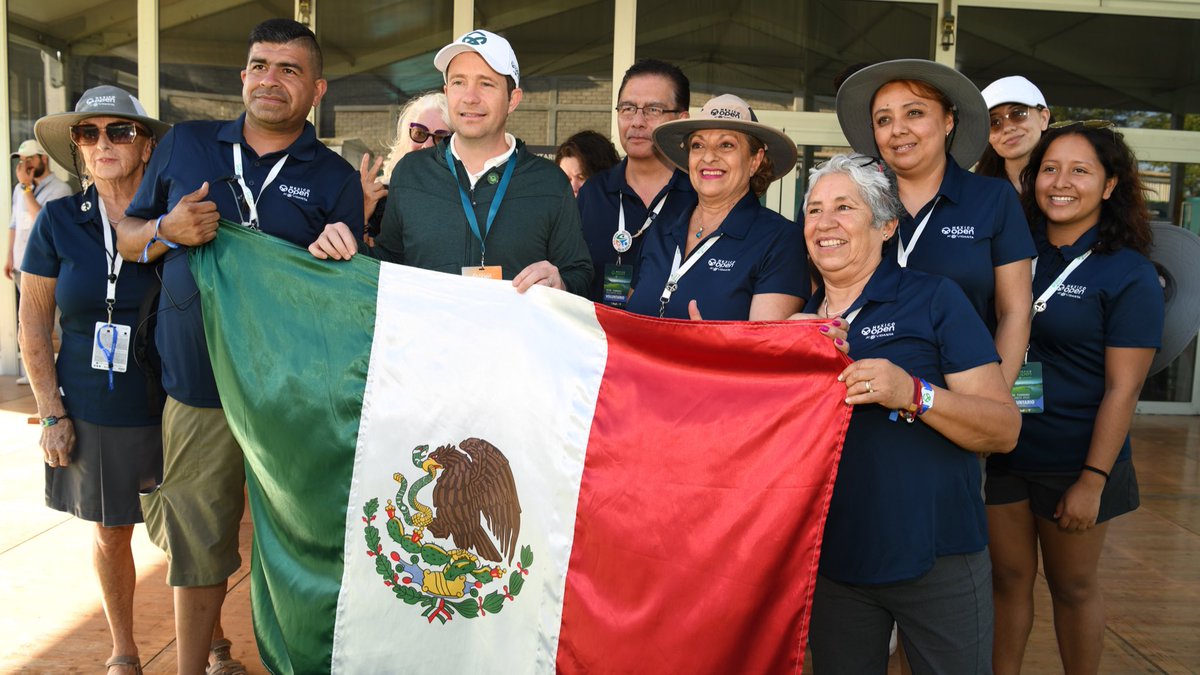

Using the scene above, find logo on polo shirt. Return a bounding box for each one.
[85,95,117,107]
[279,184,311,202]
[1058,284,1087,299]
[860,322,896,341]
[940,225,975,239]
[707,257,736,272]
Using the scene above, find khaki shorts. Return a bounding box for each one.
[141,396,245,587]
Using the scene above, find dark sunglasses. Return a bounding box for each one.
[1049,119,1116,131]
[70,121,148,146]
[409,122,451,144]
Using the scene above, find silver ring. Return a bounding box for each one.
[865,380,874,393]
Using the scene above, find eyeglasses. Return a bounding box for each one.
[409,123,451,144]
[615,104,684,120]
[989,105,1043,130]
[69,122,147,146]
[1049,119,1116,131]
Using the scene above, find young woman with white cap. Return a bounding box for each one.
[977,76,1052,191]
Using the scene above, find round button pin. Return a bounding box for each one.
[612,230,632,253]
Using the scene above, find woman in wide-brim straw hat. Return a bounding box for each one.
[21,85,171,675]
[624,93,809,321]
[836,59,1036,388]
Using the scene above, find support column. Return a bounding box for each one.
[454,0,473,37]
[1,0,18,375]
[610,0,636,145]
[137,0,159,117]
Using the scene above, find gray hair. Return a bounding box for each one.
[802,154,901,230]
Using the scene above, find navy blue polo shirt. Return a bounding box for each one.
[993,226,1163,473]
[897,159,1034,332]
[806,257,998,584]
[626,191,808,320]
[22,188,162,426]
[576,159,696,302]
[127,114,363,408]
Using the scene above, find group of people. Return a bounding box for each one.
[13,15,1164,675]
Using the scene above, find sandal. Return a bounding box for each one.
[206,639,249,675]
[104,655,143,674]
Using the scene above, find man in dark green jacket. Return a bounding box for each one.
[310,29,592,296]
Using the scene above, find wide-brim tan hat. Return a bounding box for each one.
[34,85,171,177]
[653,94,798,180]
[835,59,988,169]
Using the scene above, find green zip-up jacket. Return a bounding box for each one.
[373,137,593,296]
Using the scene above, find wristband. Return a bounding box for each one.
[1081,464,1110,482]
[39,414,69,427]
[916,378,935,416]
[139,216,180,263]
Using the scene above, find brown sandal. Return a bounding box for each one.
[206,639,248,675]
[104,655,143,674]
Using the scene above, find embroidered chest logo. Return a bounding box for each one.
[1057,284,1087,299]
[861,322,896,341]
[278,184,310,202]
[361,438,530,624]
[940,225,975,240]
[708,257,736,272]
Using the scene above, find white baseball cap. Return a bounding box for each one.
[10,139,44,159]
[434,29,520,88]
[981,76,1047,110]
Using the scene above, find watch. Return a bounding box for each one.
[20,183,33,193]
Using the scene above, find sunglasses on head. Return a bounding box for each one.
[1049,119,1116,131]
[409,122,451,144]
[70,121,148,146]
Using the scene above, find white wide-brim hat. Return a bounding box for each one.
[836,59,988,169]
[34,85,171,177]
[652,94,798,179]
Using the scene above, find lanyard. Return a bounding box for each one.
[232,143,288,230]
[658,236,722,317]
[896,196,941,268]
[98,195,123,390]
[446,143,518,266]
[98,196,123,324]
[614,192,668,261]
[1032,250,1092,316]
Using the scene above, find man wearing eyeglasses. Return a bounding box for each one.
[575,60,697,306]
[309,29,593,296]
[114,18,363,675]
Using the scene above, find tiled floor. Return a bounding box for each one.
[2,376,1197,673]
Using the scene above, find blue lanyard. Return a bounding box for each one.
[445,143,518,265]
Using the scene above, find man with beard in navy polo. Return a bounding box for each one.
[116,18,362,675]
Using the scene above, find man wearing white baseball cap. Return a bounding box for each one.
[310,29,593,295]
[977,76,1051,191]
[7,138,71,384]
[7,139,72,285]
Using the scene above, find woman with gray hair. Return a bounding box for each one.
[799,154,1020,673]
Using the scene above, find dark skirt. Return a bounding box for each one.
[45,418,163,527]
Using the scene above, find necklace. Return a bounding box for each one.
[694,226,704,239]
[823,297,853,318]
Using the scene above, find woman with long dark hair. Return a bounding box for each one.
[987,121,1163,674]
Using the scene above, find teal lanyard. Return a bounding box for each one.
[446,143,518,265]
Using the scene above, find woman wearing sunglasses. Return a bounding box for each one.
[987,121,1162,674]
[361,92,451,240]
[837,60,1036,389]
[21,85,171,675]
[977,76,1053,192]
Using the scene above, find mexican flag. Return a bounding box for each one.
[190,222,851,674]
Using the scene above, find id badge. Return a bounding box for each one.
[462,265,503,280]
[602,263,633,307]
[91,322,131,373]
[1011,362,1044,414]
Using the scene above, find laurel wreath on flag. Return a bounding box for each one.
[362,497,533,624]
